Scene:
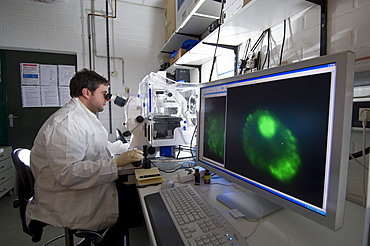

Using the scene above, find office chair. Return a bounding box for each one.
[11,148,104,246]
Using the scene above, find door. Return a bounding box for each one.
[0,49,77,149]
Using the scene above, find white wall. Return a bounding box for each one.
[0,0,164,140]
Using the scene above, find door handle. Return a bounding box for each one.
[8,114,19,127]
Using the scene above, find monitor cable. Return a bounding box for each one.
[245,195,263,241]
[361,110,369,206]
[349,147,370,161]
[356,108,370,207]
[261,28,271,70]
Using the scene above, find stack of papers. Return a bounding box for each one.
[134,167,164,186]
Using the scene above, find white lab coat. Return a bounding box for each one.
[27,98,122,231]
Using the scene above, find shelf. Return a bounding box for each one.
[205,0,314,46]
[162,0,316,65]
[160,0,221,54]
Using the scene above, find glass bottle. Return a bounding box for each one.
[194,168,200,185]
[204,169,211,184]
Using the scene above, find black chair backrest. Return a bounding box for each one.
[11,148,34,200]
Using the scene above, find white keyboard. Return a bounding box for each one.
[159,184,249,246]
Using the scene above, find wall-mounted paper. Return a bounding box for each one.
[20,63,39,85]
[41,86,59,107]
[21,86,41,107]
[58,65,75,86]
[59,86,71,106]
[40,64,58,86]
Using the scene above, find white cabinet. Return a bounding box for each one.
[0,146,13,198]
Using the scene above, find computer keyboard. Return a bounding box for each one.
[159,184,248,246]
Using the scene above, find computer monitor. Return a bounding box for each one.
[197,51,355,231]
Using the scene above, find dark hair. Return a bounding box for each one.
[69,68,110,97]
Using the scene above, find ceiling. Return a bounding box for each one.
[117,0,164,8]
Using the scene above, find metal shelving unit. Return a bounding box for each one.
[162,0,325,81]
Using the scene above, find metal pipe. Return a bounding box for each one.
[106,0,112,134]
[80,0,86,68]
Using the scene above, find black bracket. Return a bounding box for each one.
[306,0,327,56]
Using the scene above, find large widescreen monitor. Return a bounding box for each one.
[197,51,355,231]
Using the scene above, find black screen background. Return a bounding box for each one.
[225,72,332,208]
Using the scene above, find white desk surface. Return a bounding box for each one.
[137,163,367,246]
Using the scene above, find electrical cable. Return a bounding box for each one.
[242,39,251,61]
[239,38,251,75]
[208,0,225,82]
[261,29,271,69]
[279,19,287,66]
[190,124,197,162]
[245,195,263,240]
[350,154,369,169]
[349,146,370,160]
[249,30,267,71]
[250,30,267,52]
[267,28,271,68]
[362,112,368,207]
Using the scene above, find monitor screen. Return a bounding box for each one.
[197,51,355,231]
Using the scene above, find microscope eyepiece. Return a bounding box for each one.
[105,93,112,101]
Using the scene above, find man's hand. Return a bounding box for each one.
[115,149,144,167]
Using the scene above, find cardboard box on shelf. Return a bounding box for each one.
[170,48,187,65]
[243,0,252,7]
[165,0,176,42]
[244,0,252,6]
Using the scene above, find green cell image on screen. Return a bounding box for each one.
[205,113,225,160]
[242,109,301,183]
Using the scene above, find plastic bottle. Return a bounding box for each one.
[204,169,211,184]
[194,168,200,185]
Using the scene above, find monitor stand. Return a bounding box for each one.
[217,189,283,221]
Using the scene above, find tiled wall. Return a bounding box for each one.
[0,0,164,140]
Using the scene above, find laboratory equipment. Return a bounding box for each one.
[196,51,355,231]
[124,72,198,156]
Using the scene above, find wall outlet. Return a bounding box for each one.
[111,71,118,77]
[125,88,130,94]
[358,108,370,121]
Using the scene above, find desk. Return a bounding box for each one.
[137,163,367,246]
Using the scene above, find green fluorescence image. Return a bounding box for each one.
[242,109,301,183]
[205,114,225,159]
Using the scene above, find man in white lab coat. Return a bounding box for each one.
[27,68,144,245]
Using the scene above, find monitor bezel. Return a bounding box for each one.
[196,51,355,231]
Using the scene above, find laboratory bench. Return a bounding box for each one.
[136,158,367,246]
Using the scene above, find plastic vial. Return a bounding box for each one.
[204,169,211,184]
[194,168,200,185]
